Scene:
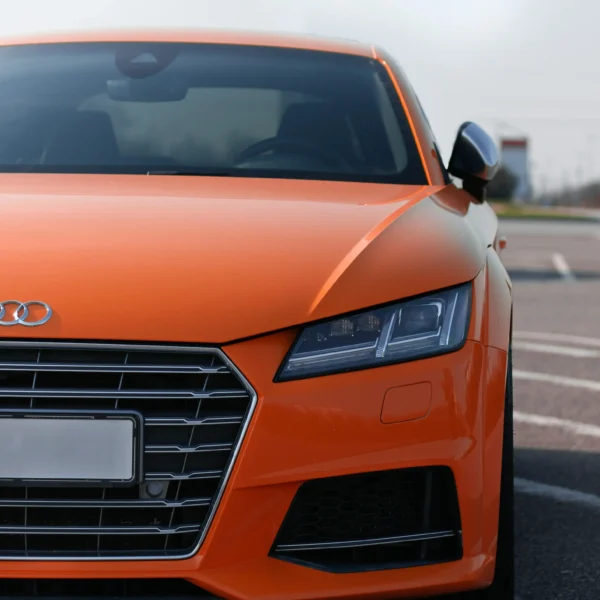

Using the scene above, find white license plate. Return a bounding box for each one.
[0,415,138,483]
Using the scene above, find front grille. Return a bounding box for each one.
[0,579,217,598]
[271,466,462,572]
[0,342,255,560]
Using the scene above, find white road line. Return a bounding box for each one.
[514,369,600,392]
[515,477,600,511]
[512,340,600,358]
[551,252,575,280]
[514,411,600,438]
[514,331,600,348]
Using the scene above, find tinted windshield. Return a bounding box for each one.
[0,42,426,183]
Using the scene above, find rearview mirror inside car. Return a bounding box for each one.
[448,121,499,202]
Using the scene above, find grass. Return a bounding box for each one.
[489,202,598,222]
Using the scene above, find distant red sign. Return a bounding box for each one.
[501,138,528,149]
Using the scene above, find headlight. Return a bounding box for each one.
[276,282,472,381]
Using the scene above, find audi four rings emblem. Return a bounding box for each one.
[0,301,53,327]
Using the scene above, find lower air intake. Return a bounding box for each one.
[271,466,462,572]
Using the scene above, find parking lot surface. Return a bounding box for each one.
[499,219,600,600]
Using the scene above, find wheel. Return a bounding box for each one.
[434,342,515,600]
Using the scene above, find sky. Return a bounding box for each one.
[2,0,600,193]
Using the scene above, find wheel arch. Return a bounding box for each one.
[468,246,513,353]
[471,244,513,582]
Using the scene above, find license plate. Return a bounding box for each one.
[0,413,140,484]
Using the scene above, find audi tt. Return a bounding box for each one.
[0,29,514,600]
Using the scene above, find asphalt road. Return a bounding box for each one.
[497,218,600,600]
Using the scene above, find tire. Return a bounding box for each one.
[436,342,515,600]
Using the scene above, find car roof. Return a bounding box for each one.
[0,28,376,58]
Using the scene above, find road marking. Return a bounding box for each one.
[551,252,575,280]
[515,477,600,511]
[514,410,600,438]
[513,340,600,358]
[514,369,600,392]
[515,331,600,349]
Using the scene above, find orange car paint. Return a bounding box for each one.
[380,383,432,424]
[0,176,494,345]
[0,29,512,599]
[0,340,508,599]
[0,28,373,57]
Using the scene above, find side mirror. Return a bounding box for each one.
[448,122,499,202]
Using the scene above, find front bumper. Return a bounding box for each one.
[1,334,508,600]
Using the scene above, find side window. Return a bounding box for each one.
[414,95,451,184]
[434,142,451,185]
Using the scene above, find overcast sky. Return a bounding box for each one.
[2,0,599,192]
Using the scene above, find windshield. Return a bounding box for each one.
[0,42,426,184]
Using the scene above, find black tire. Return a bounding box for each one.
[436,343,515,600]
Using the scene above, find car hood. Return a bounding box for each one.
[0,174,487,343]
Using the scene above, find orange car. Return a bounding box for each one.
[0,29,513,600]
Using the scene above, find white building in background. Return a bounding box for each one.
[500,138,533,202]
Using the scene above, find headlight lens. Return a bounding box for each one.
[276,282,472,381]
